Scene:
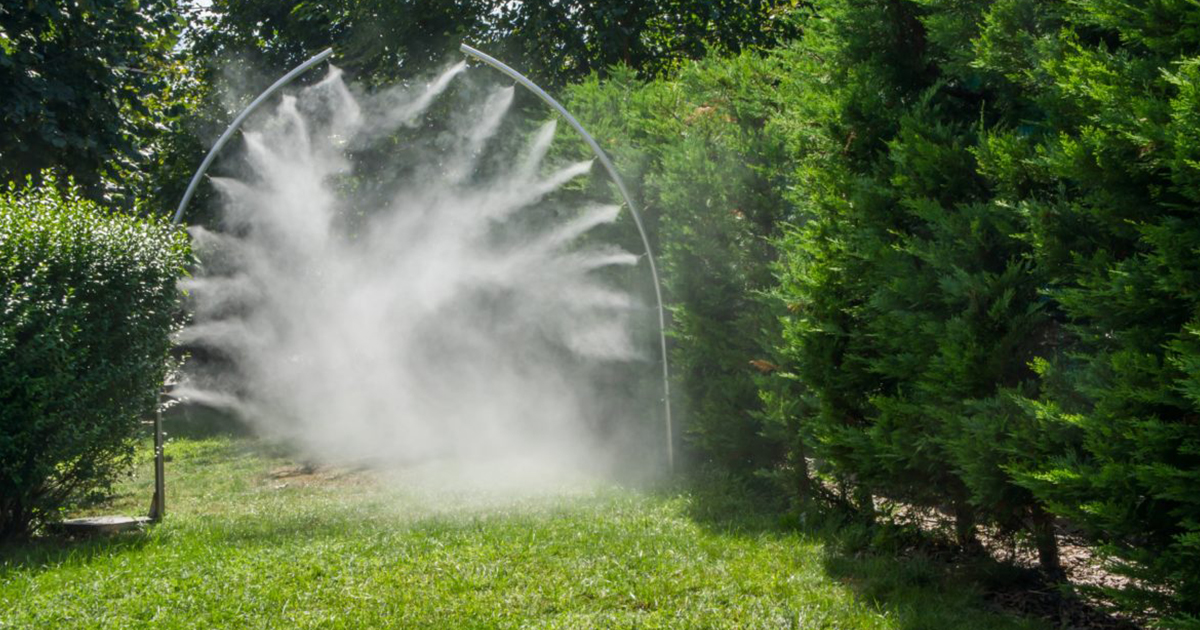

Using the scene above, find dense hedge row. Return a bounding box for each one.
[777,1,1200,621]
[0,177,190,538]
[567,1,1200,625]
[564,58,796,478]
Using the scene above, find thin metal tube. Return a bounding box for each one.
[459,44,674,472]
[172,48,335,225]
[150,401,165,522]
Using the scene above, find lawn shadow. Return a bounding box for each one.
[0,529,155,578]
[675,469,1142,630]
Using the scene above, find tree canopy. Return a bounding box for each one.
[0,0,182,199]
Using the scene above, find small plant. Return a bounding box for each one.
[0,174,190,538]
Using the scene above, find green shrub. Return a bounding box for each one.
[768,0,1200,622]
[563,55,795,476]
[0,175,190,538]
[558,0,1200,622]
[767,0,1063,567]
[975,1,1200,621]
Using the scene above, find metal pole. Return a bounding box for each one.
[149,401,165,522]
[459,44,675,472]
[173,48,335,226]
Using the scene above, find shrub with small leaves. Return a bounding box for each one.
[0,174,190,538]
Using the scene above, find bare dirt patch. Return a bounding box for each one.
[264,464,377,489]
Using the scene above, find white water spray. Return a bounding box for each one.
[179,64,651,476]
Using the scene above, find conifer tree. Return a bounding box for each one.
[773,0,1062,568]
[975,0,1200,620]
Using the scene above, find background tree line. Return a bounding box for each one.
[3,0,1199,626]
[1,0,796,211]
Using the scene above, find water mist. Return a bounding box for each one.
[178,63,658,484]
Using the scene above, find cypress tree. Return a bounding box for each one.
[773,0,1063,569]
[978,0,1200,620]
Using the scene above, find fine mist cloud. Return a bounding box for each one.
[178,64,655,480]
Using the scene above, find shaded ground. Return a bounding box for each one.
[681,474,1143,630]
[0,432,1086,630]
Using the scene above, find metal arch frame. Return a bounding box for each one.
[459,44,674,472]
[172,45,675,472]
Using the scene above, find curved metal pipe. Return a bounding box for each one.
[459,44,674,472]
[172,48,335,225]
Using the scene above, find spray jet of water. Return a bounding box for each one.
[458,44,673,471]
[172,47,672,478]
[174,49,335,226]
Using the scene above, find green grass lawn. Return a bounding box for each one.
[0,434,1048,630]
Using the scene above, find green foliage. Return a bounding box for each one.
[0,0,184,201]
[770,0,1056,558]
[191,0,798,88]
[492,0,800,87]
[767,0,1200,622]
[192,0,492,86]
[978,1,1200,620]
[563,54,795,475]
[0,174,190,538]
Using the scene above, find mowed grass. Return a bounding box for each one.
[0,435,1047,630]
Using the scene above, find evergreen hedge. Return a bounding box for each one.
[0,176,190,538]
[766,0,1200,623]
[988,0,1200,620]
[563,1,1200,623]
[563,56,794,477]
[771,0,1062,567]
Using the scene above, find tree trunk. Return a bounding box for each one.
[853,483,875,522]
[1032,506,1064,580]
[792,437,813,502]
[953,501,982,551]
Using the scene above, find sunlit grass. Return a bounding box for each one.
[0,435,1046,629]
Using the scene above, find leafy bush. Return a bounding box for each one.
[0,175,190,538]
[561,3,1200,621]
[563,55,795,476]
[766,0,1061,566]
